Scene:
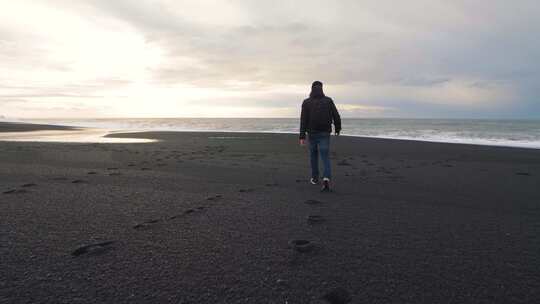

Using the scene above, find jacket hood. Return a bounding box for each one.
[309,81,325,98]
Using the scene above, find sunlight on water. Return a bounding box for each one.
[0,129,155,143]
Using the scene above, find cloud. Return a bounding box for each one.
[338,104,393,117]
[1,0,539,118]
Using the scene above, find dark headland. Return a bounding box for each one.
[1,122,539,303]
[0,121,77,132]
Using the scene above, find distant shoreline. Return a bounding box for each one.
[2,120,540,150]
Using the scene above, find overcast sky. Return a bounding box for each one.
[1,0,539,118]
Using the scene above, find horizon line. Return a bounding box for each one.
[4,117,540,121]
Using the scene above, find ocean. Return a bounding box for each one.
[18,118,540,149]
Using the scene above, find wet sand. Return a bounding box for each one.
[1,123,540,303]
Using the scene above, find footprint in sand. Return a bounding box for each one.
[304,199,324,205]
[71,241,115,257]
[206,194,222,201]
[516,172,531,176]
[239,188,254,193]
[141,167,151,171]
[51,177,68,181]
[265,183,279,187]
[288,239,315,253]
[133,219,160,229]
[21,183,37,188]
[107,167,119,170]
[3,189,29,194]
[87,171,97,175]
[322,287,352,304]
[109,172,122,176]
[307,215,325,224]
[169,207,206,219]
[72,180,87,184]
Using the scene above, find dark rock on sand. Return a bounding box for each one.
[71,241,115,257]
[322,287,352,304]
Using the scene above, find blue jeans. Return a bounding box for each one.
[308,132,331,179]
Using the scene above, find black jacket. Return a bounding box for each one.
[299,96,341,139]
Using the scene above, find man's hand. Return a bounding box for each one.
[300,139,306,146]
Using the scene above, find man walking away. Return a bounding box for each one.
[299,81,341,192]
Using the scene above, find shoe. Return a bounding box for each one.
[310,177,319,185]
[321,178,330,192]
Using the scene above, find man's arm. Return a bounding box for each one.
[299,100,309,140]
[329,99,341,134]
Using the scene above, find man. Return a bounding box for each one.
[299,81,341,192]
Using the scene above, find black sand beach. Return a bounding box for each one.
[1,123,539,303]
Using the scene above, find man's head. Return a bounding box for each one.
[310,81,325,98]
